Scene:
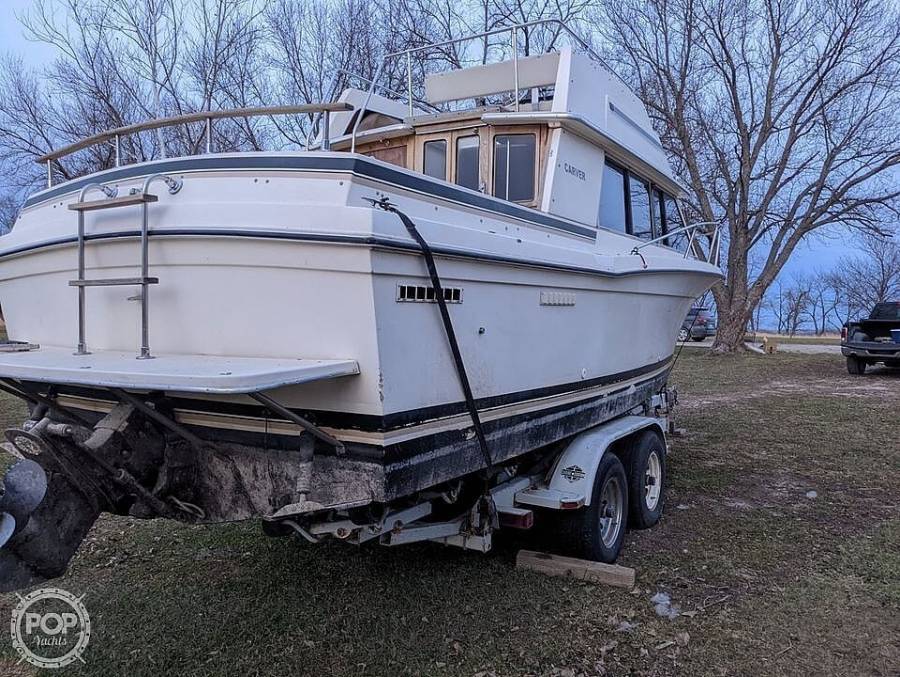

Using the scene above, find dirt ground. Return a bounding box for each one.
[0,351,897,676]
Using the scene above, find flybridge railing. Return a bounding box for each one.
[349,18,618,152]
[37,103,353,188]
[630,221,723,266]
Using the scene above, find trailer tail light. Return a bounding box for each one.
[498,507,534,530]
[559,497,584,510]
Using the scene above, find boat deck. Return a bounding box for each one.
[0,346,359,394]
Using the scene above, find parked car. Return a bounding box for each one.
[841,301,900,374]
[678,307,717,342]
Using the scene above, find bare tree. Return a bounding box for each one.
[766,275,812,335]
[0,195,18,233]
[804,271,843,335]
[0,0,270,206]
[592,0,900,352]
[834,235,900,314]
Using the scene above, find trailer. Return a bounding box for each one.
[0,379,675,590]
[267,397,675,563]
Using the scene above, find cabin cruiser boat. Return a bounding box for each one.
[0,21,720,589]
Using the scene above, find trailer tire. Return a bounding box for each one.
[625,430,666,529]
[555,454,628,563]
[846,356,866,375]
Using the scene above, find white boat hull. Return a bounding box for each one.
[0,153,717,422]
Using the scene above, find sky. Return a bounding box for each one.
[0,1,874,280]
[0,0,57,66]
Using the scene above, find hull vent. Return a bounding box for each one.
[397,284,462,303]
[540,291,576,306]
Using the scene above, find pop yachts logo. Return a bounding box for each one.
[10,587,91,668]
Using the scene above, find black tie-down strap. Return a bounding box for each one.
[367,197,493,472]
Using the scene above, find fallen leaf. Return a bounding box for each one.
[615,621,639,633]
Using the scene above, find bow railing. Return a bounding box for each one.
[630,221,722,265]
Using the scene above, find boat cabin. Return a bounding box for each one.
[324,49,689,248]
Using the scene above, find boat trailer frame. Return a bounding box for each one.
[270,392,675,554]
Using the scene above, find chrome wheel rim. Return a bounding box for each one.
[678,329,688,342]
[598,476,624,548]
[644,451,662,511]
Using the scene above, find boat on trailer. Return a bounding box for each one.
[0,20,720,590]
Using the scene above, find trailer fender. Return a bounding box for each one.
[546,416,665,506]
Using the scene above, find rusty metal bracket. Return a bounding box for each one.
[108,388,204,449]
[248,391,345,455]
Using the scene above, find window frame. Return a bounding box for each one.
[597,160,629,234]
[599,157,683,246]
[627,173,654,240]
[422,138,448,181]
[453,131,481,191]
[492,132,538,204]
[487,125,543,207]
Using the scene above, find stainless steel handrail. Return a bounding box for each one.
[630,221,722,266]
[39,103,353,188]
[136,174,183,359]
[350,18,618,153]
[73,183,118,356]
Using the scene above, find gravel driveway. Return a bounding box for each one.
[684,339,842,354]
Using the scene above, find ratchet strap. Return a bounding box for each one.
[368,197,493,471]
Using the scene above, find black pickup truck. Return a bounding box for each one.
[841,301,900,374]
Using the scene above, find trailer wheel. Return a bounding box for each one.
[625,430,666,529]
[556,454,628,563]
[846,356,866,375]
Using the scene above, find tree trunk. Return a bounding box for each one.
[711,266,751,353]
[711,306,750,353]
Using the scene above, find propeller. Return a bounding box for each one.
[0,458,48,548]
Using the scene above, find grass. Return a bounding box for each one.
[1,352,898,676]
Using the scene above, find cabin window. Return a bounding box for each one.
[356,112,403,134]
[651,188,665,238]
[456,136,480,191]
[598,162,627,233]
[493,134,535,202]
[424,140,447,180]
[662,193,688,252]
[629,176,653,240]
